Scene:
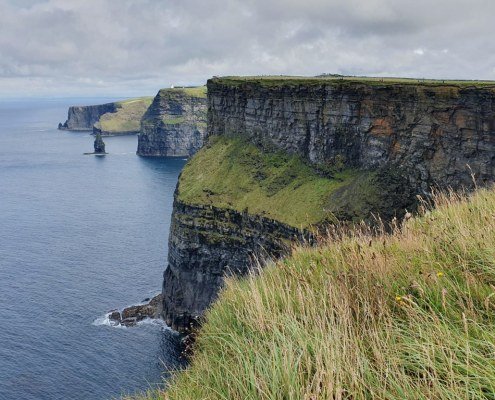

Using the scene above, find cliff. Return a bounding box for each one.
[59,103,117,131]
[208,77,495,192]
[163,197,305,331]
[59,97,152,136]
[162,135,413,332]
[137,87,207,157]
[162,76,495,333]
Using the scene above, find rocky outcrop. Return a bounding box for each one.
[162,196,306,332]
[59,103,117,131]
[108,294,162,327]
[208,79,495,192]
[93,132,106,154]
[137,88,207,157]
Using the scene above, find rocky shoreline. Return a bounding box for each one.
[108,293,163,327]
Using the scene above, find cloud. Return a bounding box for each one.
[0,0,494,96]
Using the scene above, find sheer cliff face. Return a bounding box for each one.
[208,80,495,191]
[163,198,304,331]
[59,103,117,130]
[137,89,207,157]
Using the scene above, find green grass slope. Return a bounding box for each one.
[177,135,367,228]
[131,187,495,400]
[96,96,153,133]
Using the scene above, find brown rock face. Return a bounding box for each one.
[207,80,495,192]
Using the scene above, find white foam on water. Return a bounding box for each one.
[92,312,176,333]
[137,317,178,333]
[92,312,126,329]
[92,293,176,331]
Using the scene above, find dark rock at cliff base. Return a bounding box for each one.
[108,294,162,327]
[109,310,121,322]
[121,304,155,320]
[93,132,106,154]
[121,317,138,327]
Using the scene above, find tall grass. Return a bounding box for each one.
[130,187,495,399]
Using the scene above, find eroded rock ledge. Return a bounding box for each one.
[108,294,163,327]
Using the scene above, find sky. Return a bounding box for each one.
[1,0,494,97]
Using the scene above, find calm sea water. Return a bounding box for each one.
[0,98,187,400]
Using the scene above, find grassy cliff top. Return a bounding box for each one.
[210,75,495,88]
[177,135,368,228]
[131,187,495,400]
[158,86,207,99]
[96,96,153,133]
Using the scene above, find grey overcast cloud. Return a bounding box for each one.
[1,0,494,97]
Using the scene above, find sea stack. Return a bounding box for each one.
[93,132,106,154]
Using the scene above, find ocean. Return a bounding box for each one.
[0,98,187,399]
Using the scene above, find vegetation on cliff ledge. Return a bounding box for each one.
[177,135,367,227]
[211,75,495,89]
[173,86,207,98]
[156,86,207,101]
[95,96,153,133]
[131,187,495,400]
[177,135,413,227]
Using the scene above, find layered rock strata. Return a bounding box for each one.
[163,197,306,332]
[207,78,495,191]
[137,88,207,157]
[93,132,106,154]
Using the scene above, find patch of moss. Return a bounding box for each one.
[162,116,186,125]
[97,96,153,133]
[164,86,207,98]
[178,136,369,228]
[181,86,207,98]
[325,168,417,223]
